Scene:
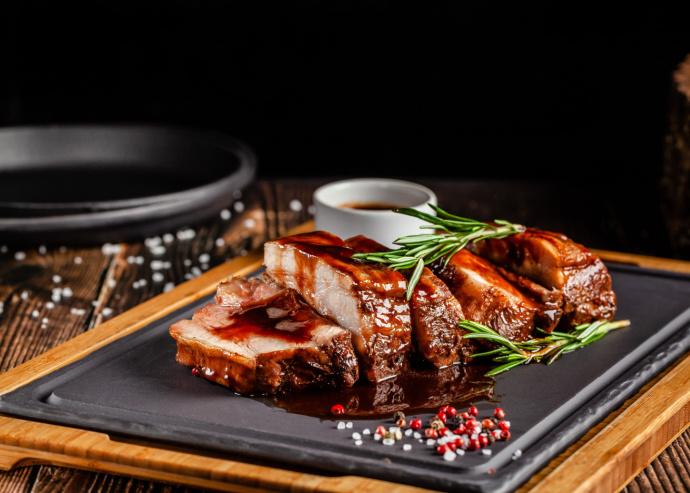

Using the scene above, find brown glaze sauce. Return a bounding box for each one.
[339,201,402,210]
[267,362,495,419]
[208,291,320,344]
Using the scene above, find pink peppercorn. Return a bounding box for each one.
[436,412,447,424]
[494,407,506,419]
[468,406,479,416]
[410,418,422,430]
[501,430,511,441]
[498,420,511,431]
[468,438,481,450]
[479,435,489,447]
[330,404,345,415]
[438,427,450,437]
[445,406,457,417]
[482,418,495,430]
[425,428,438,439]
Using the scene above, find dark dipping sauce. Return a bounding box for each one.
[267,362,495,419]
[339,201,402,211]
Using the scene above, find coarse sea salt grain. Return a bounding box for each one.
[198,253,210,264]
[337,422,346,430]
[362,428,371,435]
[46,302,54,309]
[31,310,39,318]
[346,422,353,429]
[404,429,413,437]
[243,218,256,228]
[374,434,381,441]
[163,282,175,293]
[352,432,361,440]
[183,259,192,267]
[38,245,46,255]
[21,291,29,300]
[427,439,436,446]
[163,233,174,243]
[74,256,82,264]
[443,451,457,462]
[512,450,522,460]
[14,251,26,261]
[456,449,465,456]
[52,275,62,284]
[413,432,422,439]
[92,300,100,307]
[215,238,225,247]
[152,272,164,283]
[482,449,492,456]
[102,307,113,317]
[234,201,245,213]
[62,287,73,298]
[355,440,363,446]
[382,438,395,446]
[150,245,166,256]
[403,444,412,451]
[41,317,49,324]
[289,199,303,212]
[220,209,231,220]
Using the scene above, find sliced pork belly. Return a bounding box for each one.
[169,276,359,395]
[345,235,476,368]
[263,231,412,383]
[469,228,616,325]
[431,249,562,342]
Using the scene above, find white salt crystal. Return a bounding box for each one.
[413,432,422,439]
[346,422,353,429]
[443,451,457,462]
[220,209,231,220]
[289,199,303,211]
[198,253,210,264]
[74,256,82,264]
[355,440,363,446]
[41,317,49,324]
[107,279,116,288]
[215,238,225,247]
[482,449,492,456]
[351,432,361,440]
[31,310,39,318]
[512,450,522,460]
[427,439,436,446]
[46,302,54,309]
[62,287,73,297]
[21,291,29,300]
[150,245,166,256]
[382,438,395,446]
[102,307,113,317]
[163,233,174,243]
[38,245,46,255]
[163,282,175,293]
[152,272,164,283]
[243,218,256,228]
[403,444,412,451]
[362,428,371,435]
[234,201,245,213]
[337,422,346,430]
[14,251,26,261]
[404,429,413,437]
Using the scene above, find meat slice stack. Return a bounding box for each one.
[431,249,563,342]
[263,231,412,383]
[345,235,476,368]
[169,276,359,395]
[469,228,616,325]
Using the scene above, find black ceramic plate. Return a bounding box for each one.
[1,263,690,493]
[0,125,256,245]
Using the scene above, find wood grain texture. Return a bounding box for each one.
[0,179,688,493]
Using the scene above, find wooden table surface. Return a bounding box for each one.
[0,178,688,493]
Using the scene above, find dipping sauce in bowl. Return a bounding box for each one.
[313,178,437,248]
[339,201,402,211]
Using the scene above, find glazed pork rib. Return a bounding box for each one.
[431,249,563,342]
[263,231,412,383]
[345,235,476,368]
[469,228,616,325]
[169,276,359,395]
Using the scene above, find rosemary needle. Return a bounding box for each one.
[351,204,525,299]
[459,319,632,376]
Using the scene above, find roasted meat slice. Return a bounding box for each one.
[345,235,476,368]
[263,231,412,383]
[431,249,562,342]
[169,276,359,395]
[469,228,616,325]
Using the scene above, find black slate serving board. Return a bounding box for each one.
[1,263,690,493]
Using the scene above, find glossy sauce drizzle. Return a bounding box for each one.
[267,362,495,419]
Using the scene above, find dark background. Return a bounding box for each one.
[1,2,689,187]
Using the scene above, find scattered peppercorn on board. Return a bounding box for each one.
[0,226,690,493]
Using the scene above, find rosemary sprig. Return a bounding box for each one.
[351,204,525,299]
[459,319,632,376]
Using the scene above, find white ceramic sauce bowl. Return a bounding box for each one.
[313,178,438,248]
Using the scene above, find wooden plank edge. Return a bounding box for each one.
[525,352,690,493]
[593,249,690,275]
[0,422,433,493]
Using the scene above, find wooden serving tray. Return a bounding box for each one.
[0,222,689,493]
